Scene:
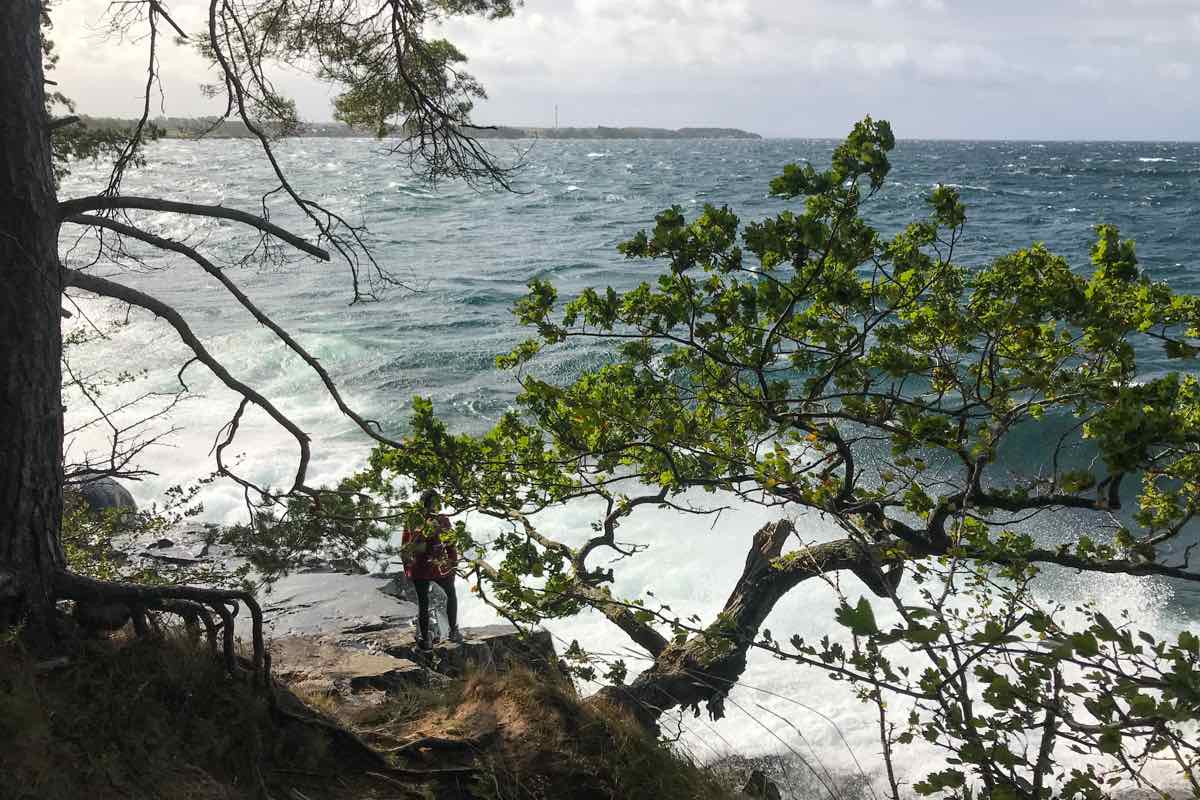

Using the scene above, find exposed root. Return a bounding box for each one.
[157,599,220,659]
[269,685,392,771]
[381,733,494,756]
[54,570,265,677]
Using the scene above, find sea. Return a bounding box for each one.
[59,136,1200,790]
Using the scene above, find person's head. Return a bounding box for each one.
[419,488,440,513]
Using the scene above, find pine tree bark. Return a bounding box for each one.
[0,0,66,630]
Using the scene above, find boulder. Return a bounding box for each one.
[76,477,137,515]
[377,575,414,602]
[73,599,132,632]
[329,557,367,575]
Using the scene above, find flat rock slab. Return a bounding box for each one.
[269,634,428,695]
[352,624,558,678]
[254,571,420,637]
[271,625,558,696]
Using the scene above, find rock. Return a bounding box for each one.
[251,571,420,637]
[141,550,205,566]
[76,476,138,515]
[270,625,558,697]
[378,575,413,601]
[329,557,367,575]
[364,624,558,678]
[268,634,432,695]
[146,538,174,549]
[370,561,406,579]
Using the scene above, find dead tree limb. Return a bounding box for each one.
[57,196,330,261]
[64,214,404,448]
[62,266,315,496]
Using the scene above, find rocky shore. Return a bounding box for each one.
[108,518,561,691]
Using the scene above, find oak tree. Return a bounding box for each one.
[361,119,1200,795]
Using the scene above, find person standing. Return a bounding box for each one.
[402,488,463,650]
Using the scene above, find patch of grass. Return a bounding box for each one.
[0,630,333,800]
[2,631,742,800]
[324,666,741,800]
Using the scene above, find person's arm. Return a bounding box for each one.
[401,526,427,565]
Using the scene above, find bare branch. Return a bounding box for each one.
[62,266,314,496]
[65,213,405,447]
[48,114,80,130]
[57,195,330,261]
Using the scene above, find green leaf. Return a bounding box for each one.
[835,596,879,636]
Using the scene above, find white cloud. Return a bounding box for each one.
[41,0,1200,138]
[871,0,946,10]
[1158,61,1194,80]
[1068,64,1105,82]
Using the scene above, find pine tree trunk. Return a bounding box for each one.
[0,0,66,630]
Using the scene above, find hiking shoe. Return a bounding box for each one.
[416,636,433,653]
[448,627,465,644]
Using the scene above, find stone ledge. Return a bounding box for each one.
[270,624,557,696]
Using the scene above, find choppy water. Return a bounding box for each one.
[60,137,1200,786]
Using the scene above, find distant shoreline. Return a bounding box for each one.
[72,116,762,141]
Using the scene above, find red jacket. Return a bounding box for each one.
[402,513,458,580]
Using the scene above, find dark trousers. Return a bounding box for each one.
[413,575,457,642]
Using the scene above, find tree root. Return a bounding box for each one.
[54,570,265,677]
[366,767,481,792]
[380,733,494,756]
[269,685,392,771]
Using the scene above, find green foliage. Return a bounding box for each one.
[332,38,478,136]
[207,0,518,150]
[61,484,248,589]
[356,112,1200,580]
[338,116,1200,794]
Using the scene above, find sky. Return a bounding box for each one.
[48,0,1200,140]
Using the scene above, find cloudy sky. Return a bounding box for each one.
[49,0,1200,139]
